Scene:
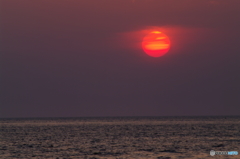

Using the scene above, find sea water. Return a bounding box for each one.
[0,116,239,159]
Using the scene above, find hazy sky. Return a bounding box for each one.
[1,0,240,118]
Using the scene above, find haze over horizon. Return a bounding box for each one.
[1,0,240,118]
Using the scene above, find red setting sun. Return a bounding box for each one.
[142,31,170,57]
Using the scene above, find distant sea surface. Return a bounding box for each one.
[0,116,239,159]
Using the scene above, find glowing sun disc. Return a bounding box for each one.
[142,31,171,57]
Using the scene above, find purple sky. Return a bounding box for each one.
[1,0,240,118]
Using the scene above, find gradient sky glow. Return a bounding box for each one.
[1,0,240,118]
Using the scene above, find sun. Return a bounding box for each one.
[142,31,171,57]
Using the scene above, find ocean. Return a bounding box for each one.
[0,116,239,159]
